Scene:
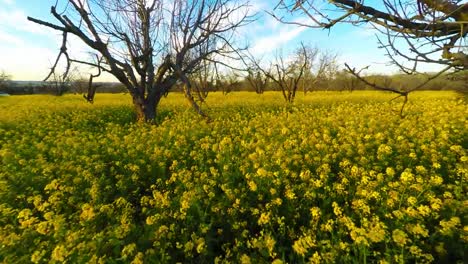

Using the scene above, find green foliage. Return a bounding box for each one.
[0,92,466,263]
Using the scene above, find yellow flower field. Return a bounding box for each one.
[0,91,466,263]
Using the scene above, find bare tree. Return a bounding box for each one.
[273,0,467,114]
[333,69,363,92]
[297,46,318,94]
[28,0,253,122]
[0,70,11,91]
[253,44,310,103]
[70,76,88,95]
[273,1,467,72]
[41,66,90,96]
[345,63,452,117]
[246,66,268,94]
[300,48,338,93]
[215,70,241,95]
[48,72,72,96]
[189,60,216,103]
[316,51,339,90]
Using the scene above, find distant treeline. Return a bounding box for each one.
[331,71,467,93]
[0,81,126,95]
[1,71,466,95]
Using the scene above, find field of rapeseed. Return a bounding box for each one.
[0,91,466,263]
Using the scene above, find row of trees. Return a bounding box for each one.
[3,63,465,96]
[1,42,341,100]
[25,0,468,122]
[182,63,467,96]
[180,43,341,103]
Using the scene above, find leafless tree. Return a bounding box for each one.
[253,44,310,103]
[273,1,467,72]
[41,66,93,96]
[215,70,241,95]
[189,60,216,103]
[333,69,363,92]
[297,47,317,94]
[28,0,254,122]
[273,0,467,113]
[345,63,451,117]
[48,72,72,96]
[300,48,338,93]
[246,66,268,94]
[0,70,11,90]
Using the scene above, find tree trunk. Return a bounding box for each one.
[132,92,162,123]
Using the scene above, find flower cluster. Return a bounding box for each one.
[0,91,466,263]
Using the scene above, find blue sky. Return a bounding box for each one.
[0,0,442,81]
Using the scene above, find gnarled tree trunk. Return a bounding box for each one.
[132,94,160,122]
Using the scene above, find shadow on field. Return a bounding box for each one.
[73,106,177,129]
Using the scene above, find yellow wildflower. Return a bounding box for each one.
[392,229,409,246]
[258,212,270,225]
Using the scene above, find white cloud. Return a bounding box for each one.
[250,26,306,55]
[247,14,313,57]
